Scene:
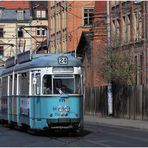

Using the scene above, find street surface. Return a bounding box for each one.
[0,122,148,147]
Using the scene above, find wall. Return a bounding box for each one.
[92,1,108,87]
[48,1,95,53]
[110,1,145,85]
[66,1,95,52]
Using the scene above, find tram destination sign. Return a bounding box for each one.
[17,51,31,64]
[5,56,15,68]
[58,56,68,65]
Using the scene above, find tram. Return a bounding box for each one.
[0,51,83,131]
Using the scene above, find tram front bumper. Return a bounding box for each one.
[47,118,80,123]
[47,118,80,128]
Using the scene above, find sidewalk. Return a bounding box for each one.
[84,115,148,130]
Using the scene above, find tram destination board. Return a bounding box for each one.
[5,56,15,68]
[17,51,31,64]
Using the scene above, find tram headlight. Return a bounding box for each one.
[58,106,64,112]
[64,106,70,112]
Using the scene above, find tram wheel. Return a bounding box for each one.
[27,129,36,135]
[8,123,15,129]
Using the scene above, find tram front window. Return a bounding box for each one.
[53,78,74,94]
[42,74,81,95]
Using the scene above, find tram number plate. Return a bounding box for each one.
[58,56,68,65]
[59,98,69,103]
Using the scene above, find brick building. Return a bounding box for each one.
[110,1,147,85]
[92,1,108,87]
[77,1,107,87]
[48,1,95,53]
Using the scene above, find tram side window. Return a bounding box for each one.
[42,75,52,94]
[0,78,2,96]
[14,74,17,95]
[2,77,8,96]
[9,75,13,96]
[32,73,41,95]
[19,72,29,95]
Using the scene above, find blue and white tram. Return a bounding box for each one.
[0,51,83,130]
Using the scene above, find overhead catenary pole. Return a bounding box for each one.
[144,1,148,84]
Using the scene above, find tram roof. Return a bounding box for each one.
[0,66,5,76]
[2,53,82,75]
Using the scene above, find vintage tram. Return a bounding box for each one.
[0,51,83,131]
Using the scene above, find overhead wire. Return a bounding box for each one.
[0,1,94,53]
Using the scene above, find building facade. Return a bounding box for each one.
[0,1,32,65]
[48,1,95,53]
[76,1,107,87]
[92,1,108,87]
[30,1,48,53]
[110,1,146,85]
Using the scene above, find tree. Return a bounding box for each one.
[94,37,139,86]
[103,50,139,85]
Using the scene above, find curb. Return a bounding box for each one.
[84,115,148,130]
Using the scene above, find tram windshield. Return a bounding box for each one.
[53,78,74,94]
[42,74,81,95]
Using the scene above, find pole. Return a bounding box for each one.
[144,1,147,84]
[107,0,113,115]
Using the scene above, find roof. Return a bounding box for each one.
[2,53,82,75]
[0,1,30,9]
[35,39,48,53]
[0,9,31,22]
[0,66,5,75]
[76,31,93,58]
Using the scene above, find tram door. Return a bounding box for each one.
[18,72,30,125]
[31,72,41,96]
[8,74,17,122]
[1,77,8,120]
[31,72,41,119]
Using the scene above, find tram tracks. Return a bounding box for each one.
[31,129,89,146]
[0,121,91,146]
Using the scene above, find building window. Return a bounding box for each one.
[36,10,46,18]
[0,46,3,58]
[18,29,23,38]
[0,28,4,38]
[0,9,4,16]
[83,7,94,26]
[36,28,46,36]
[17,10,24,20]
